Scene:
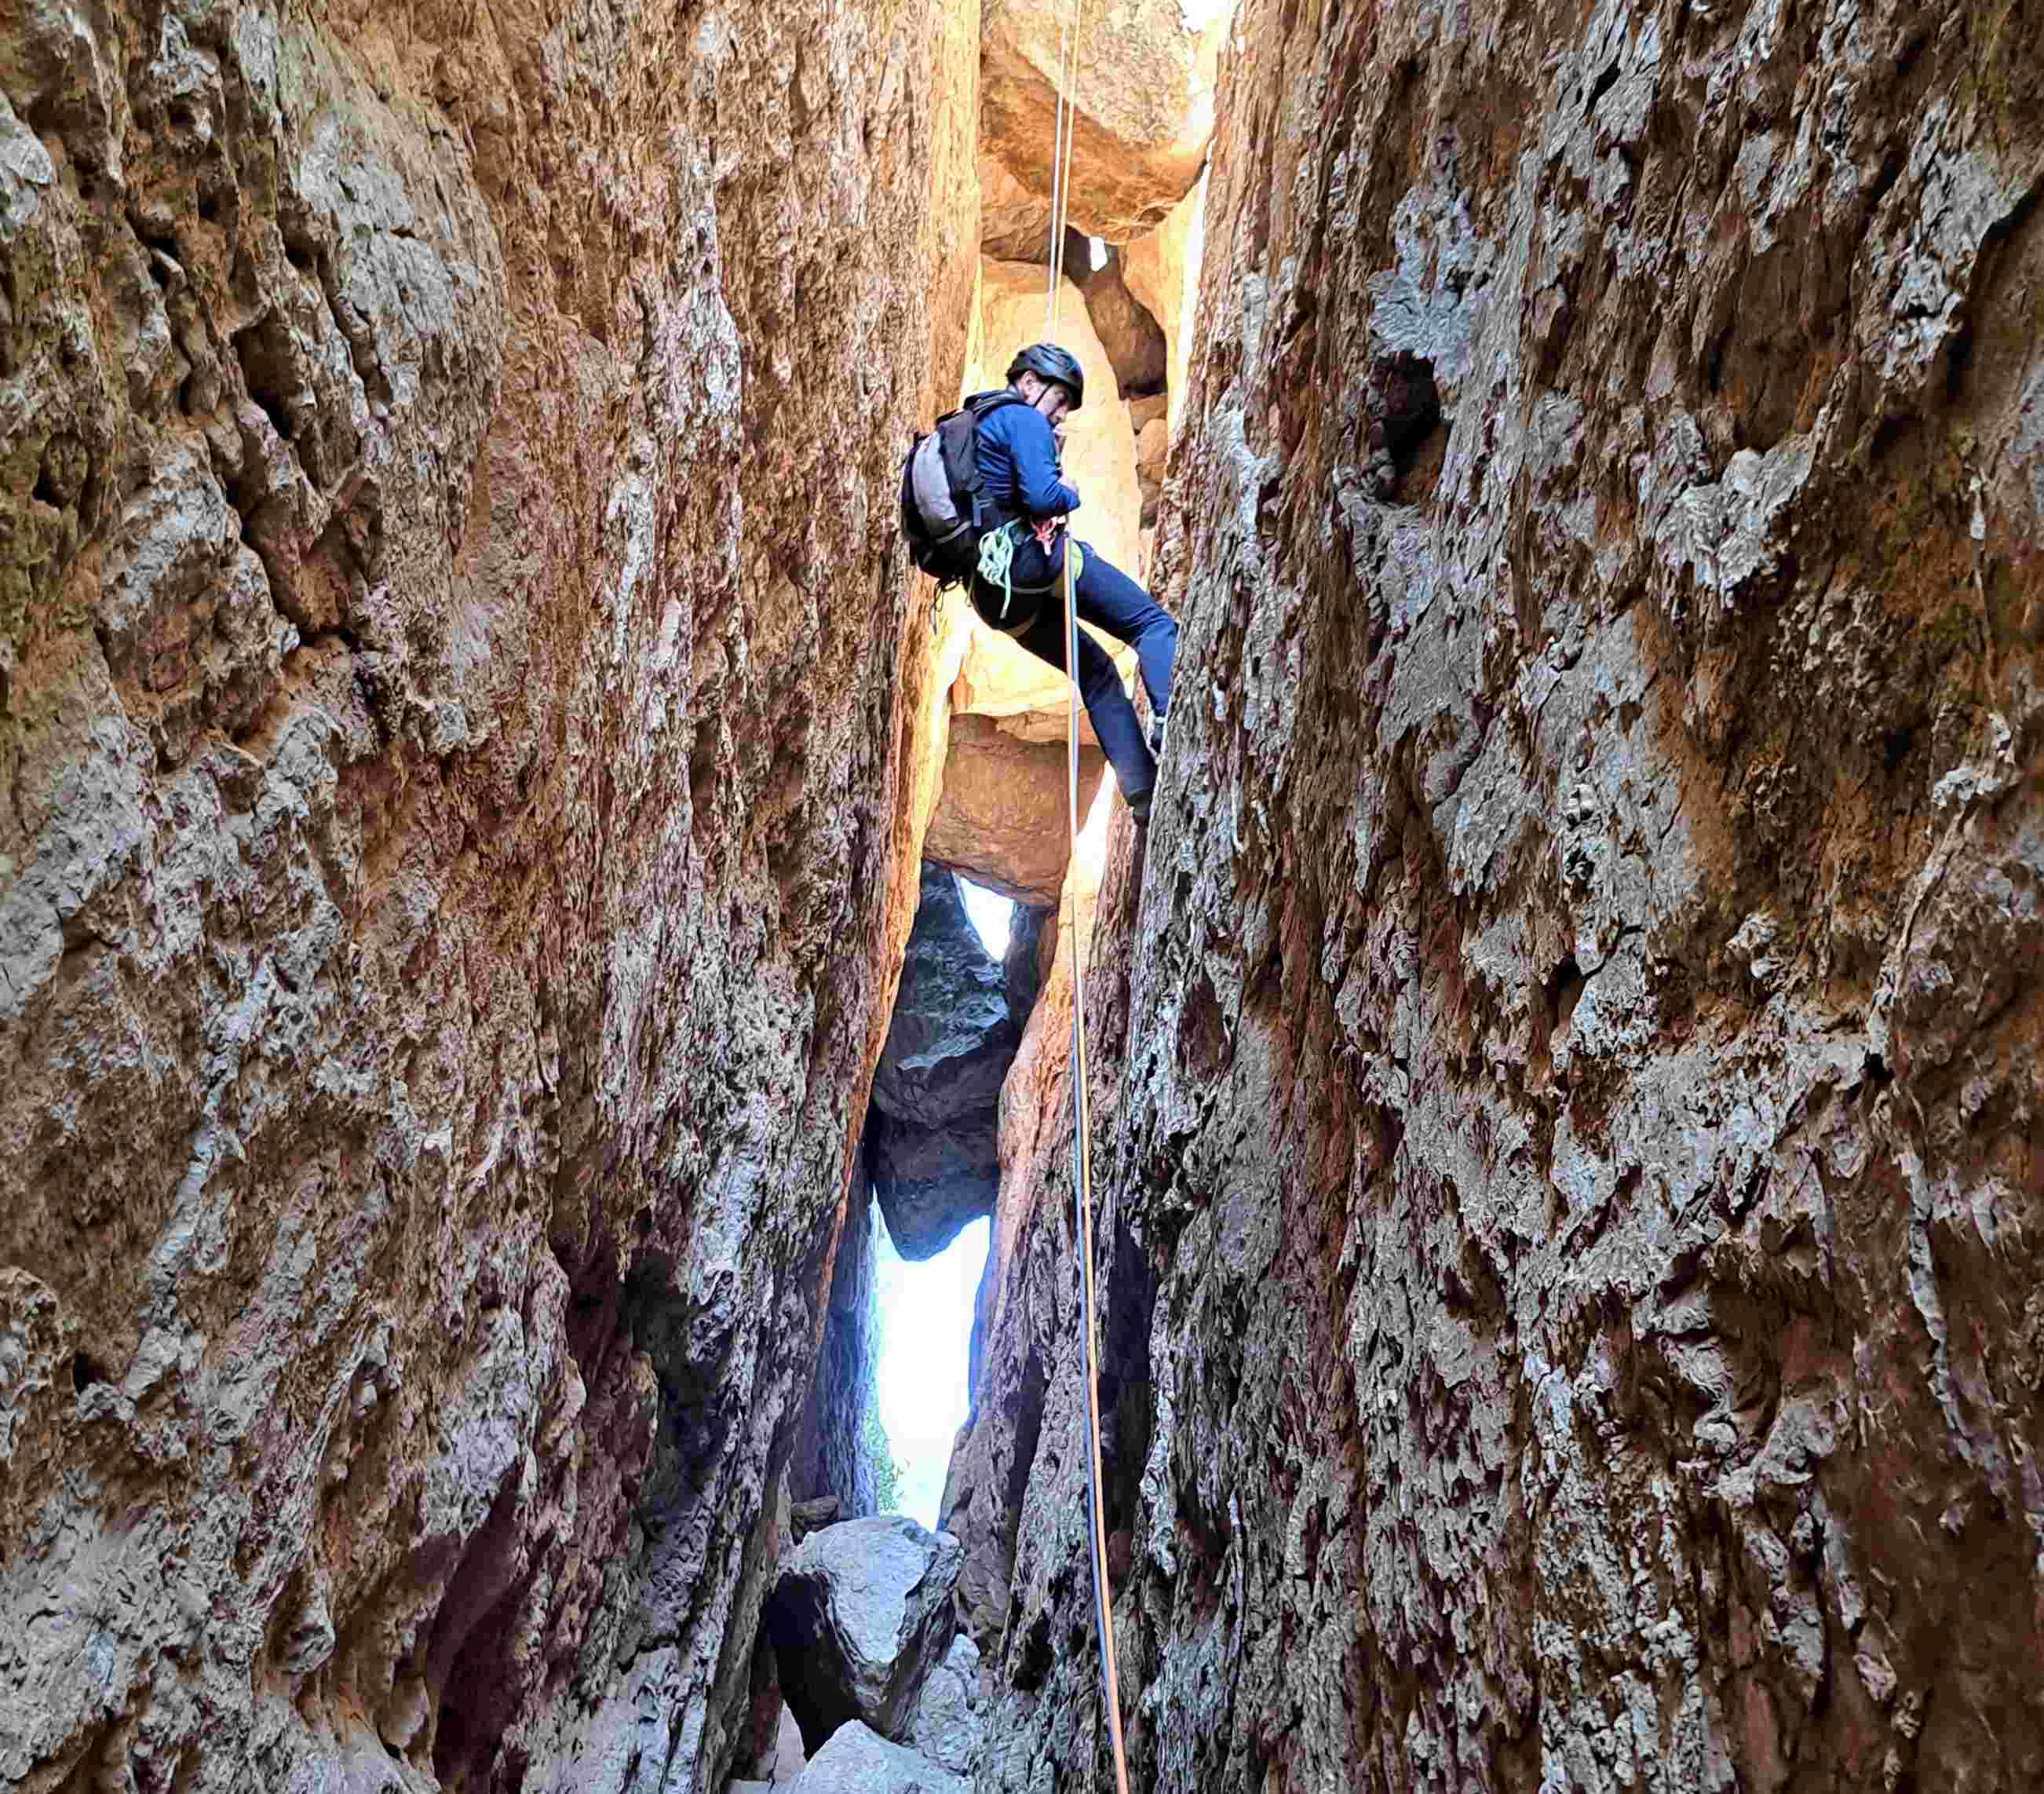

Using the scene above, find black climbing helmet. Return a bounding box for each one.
[1006,342,1085,411]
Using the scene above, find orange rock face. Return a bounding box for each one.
[978,0,1228,250]
[924,714,1107,904]
[0,1,976,1789]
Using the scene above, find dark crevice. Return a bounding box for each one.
[233,314,298,443]
[1368,351,1445,502]
[1546,954,1586,1036]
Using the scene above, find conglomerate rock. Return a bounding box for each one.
[0,0,975,1789]
[978,0,1227,250]
[958,1,2044,1792]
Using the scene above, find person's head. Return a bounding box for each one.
[1006,344,1084,424]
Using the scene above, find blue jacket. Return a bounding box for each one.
[976,397,1081,522]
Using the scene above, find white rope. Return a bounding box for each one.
[1042,2,1126,1784]
[1044,0,1083,334]
[1044,12,1069,331]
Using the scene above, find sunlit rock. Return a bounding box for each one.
[1122,172,1208,436]
[979,0,1228,247]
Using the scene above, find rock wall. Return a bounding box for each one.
[787,1178,878,1524]
[962,0,2044,1791]
[0,0,975,1789]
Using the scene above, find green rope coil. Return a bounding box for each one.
[976,523,1081,629]
[977,520,1023,620]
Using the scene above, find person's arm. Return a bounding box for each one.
[1009,407,1081,517]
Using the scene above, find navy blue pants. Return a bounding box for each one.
[972,536,1177,804]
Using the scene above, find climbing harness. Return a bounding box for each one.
[1041,3,1133,1790]
[976,524,1084,631]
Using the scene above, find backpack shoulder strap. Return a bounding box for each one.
[965,389,1029,423]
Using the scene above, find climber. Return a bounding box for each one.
[971,343,1178,826]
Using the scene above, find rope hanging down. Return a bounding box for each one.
[1043,7,1134,1792]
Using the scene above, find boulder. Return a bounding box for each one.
[870,868,1018,1129]
[765,1518,962,1754]
[903,1635,987,1777]
[867,864,1030,1259]
[866,1105,1002,1263]
[979,0,1226,247]
[924,714,1108,906]
[1122,171,1209,435]
[788,1723,971,1794]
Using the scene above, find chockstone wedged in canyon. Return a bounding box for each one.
[8,0,2044,1792]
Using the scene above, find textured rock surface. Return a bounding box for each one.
[789,1182,879,1519]
[1121,173,1207,437]
[962,0,2044,1791]
[1135,418,1169,527]
[764,1517,962,1754]
[1002,902,1055,1032]
[866,868,1022,1259]
[903,1635,987,1778]
[0,0,974,1789]
[784,1721,970,1794]
[944,779,1129,1640]
[979,0,1225,249]
[924,713,1107,903]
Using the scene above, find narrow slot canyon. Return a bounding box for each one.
[4,0,2042,1792]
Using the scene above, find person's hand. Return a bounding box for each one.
[1032,517,1060,549]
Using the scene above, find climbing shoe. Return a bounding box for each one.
[1126,784,1155,828]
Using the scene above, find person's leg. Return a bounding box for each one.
[1072,544,1177,718]
[1009,592,1159,809]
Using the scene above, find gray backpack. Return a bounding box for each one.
[898,391,1027,585]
